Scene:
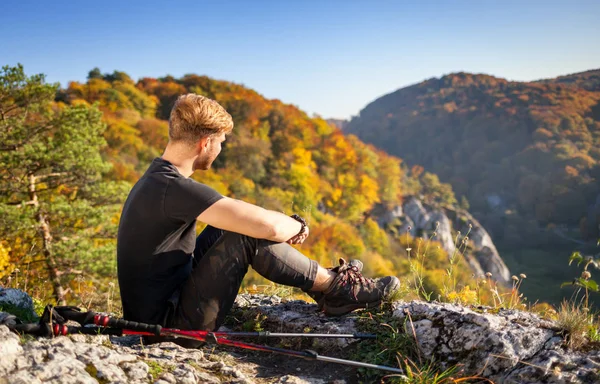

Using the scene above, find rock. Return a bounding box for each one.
[397,215,415,237]
[0,325,23,377]
[233,294,361,350]
[374,204,404,228]
[374,197,511,285]
[457,210,511,283]
[392,301,599,383]
[0,319,254,384]
[121,361,149,381]
[425,209,455,254]
[276,375,326,384]
[403,197,431,229]
[2,293,600,383]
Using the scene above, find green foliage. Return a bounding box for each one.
[145,360,165,380]
[419,173,457,207]
[400,361,479,384]
[0,64,128,304]
[84,364,106,384]
[0,302,38,323]
[587,322,600,343]
[561,251,600,309]
[223,306,268,332]
[554,248,600,350]
[351,306,418,383]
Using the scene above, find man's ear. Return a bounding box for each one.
[196,137,210,152]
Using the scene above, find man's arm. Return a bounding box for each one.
[197,196,304,242]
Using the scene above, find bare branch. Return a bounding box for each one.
[34,172,70,181]
[7,200,36,208]
[55,268,84,277]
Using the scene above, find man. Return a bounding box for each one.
[116,94,399,341]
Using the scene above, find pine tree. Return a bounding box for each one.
[0,64,129,305]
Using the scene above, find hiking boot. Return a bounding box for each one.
[321,262,400,317]
[305,258,364,309]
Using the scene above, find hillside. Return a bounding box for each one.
[344,69,600,304]
[345,70,600,235]
[537,69,600,92]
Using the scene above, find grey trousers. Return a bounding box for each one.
[165,226,318,346]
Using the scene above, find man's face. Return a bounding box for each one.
[194,132,226,171]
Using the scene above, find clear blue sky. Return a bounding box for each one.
[1,0,599,118]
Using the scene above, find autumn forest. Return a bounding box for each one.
[1,63,599,311]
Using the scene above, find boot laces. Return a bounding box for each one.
[339,265,374,300]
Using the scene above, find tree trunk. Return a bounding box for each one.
[28,174,66,305]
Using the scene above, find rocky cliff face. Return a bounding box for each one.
[374,196,511,284]
[1,289,599,384]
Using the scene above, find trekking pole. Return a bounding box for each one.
[9,322,405,375]
[50,306,377,339]
[204,335,406,374]
[11,306,405,375]
[147,330,376,339]
[217,331,376,339]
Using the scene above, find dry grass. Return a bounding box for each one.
[555,300,594,350]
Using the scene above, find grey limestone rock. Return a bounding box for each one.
[2,292,600,383]
[392,301,599,383]
[375,197,511,285]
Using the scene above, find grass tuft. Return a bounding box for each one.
[555,300,598,350]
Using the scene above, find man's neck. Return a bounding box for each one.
[161,143,197,178]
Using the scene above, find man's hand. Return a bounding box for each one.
[286,225,310,245]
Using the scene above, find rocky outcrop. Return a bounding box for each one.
[375,197,511,284]
[0,325,258,384]
[0,293,357,384]
[394,300,599,383]
[454,209,511,284]
[2,292,600,383]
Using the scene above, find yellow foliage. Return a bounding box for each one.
[445,285,479,305]
[257,187,296,213]
[360,218,390,255]
[286,147,321,209]
[420,268,447,297]
[359,174,380,208]
[0,241,13,280]
[193,169,229,195]
[308,215,367,263]
[327,188,343,206]
[362,251,395,277]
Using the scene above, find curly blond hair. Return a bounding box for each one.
[168,94,233,144]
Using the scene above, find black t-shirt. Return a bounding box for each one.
[117,157,223,325]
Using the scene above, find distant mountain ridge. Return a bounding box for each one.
[325,118,348,130]
[536,69,600,92]
[345,68,600,237]
[343,68,600,304]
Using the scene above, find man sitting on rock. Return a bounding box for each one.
[116,94,400,339]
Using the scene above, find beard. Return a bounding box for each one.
[194,153,215,171]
